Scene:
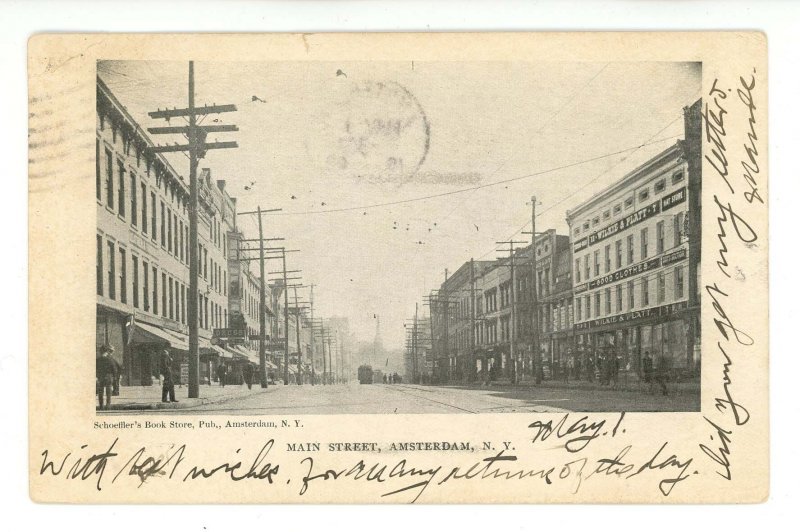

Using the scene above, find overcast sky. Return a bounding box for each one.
[98,60,700,348]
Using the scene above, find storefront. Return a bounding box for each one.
[96,306,127,379]
[573,301,697,379]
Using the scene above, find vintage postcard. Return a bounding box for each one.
[28,32,768,503]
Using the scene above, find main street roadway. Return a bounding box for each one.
[172,382,699,414]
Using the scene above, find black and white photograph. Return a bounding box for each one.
[94,59,702,415]
[25,26,773,507]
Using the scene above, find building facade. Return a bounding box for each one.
[566,133,700,379]
[96,77,236,387]
[530,230,573,375]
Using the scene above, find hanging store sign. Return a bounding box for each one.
[212,327,247,340]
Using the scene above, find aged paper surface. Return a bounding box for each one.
[28,32,768,503]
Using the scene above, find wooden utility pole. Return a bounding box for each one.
[530,196,542,384]
[147,61,237,399]
[236,212,282,388]
[497,240,527,383]
[469,258,476,382]
[309,284,316,385]
[321,323,327,384]
[413,303,419,382]
[293,286,302,384]
[327,336,334,384]
[281,250,290,385]
[257,207,268,388]
[428,292,435,384]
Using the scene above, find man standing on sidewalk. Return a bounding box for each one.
[159,349,177,403]
[642,351,654,393]
[242,363,254,390]
[655,354,671,396]
[217,361,228,387]
[96,344,117,410]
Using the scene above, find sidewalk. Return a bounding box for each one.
[438,375,700,396]
[97,383,268,412]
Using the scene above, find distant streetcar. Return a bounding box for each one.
[358,365,373,384]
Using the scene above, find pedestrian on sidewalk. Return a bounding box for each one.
[242,363,254,390]
[642,351,654,392]
[217,361,227,387]
[110,355,121,396]
[159,349,177,403]
[655,354,671,396]
[96,344,117,410]
[610,354,620,388]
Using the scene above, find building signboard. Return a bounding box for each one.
[574,300,688,331]
[588,257,662,290]
[587,199,661,248]
[212,327,247,340]
[661,246,688,267]
[661,187,687,211]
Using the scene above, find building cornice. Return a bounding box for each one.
[566,142,684,223]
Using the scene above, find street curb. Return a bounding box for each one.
[431,381,700,395]
[97,387,270,412]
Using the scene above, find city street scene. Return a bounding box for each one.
[95,60,701,414]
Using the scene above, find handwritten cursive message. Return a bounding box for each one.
[700,68,763,481]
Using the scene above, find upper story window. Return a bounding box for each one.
[672,171,685,184]
[603,210,611,220]
[639,188,650,202]
[654,179,666,194]
[624,196,634,209]
[592,217,600,227]
[613,204,622,216]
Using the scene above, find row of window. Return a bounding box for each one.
[438,265,684,345]
[96,235,229,331]
[575,266,686,322]
[96,136,231,272]
[573,171,685,236]
[575,213,685,283]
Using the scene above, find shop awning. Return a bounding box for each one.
[163,328,190,351]
[199,338,225,357]
[233,345,260,365]
[220,346,239,360]
[131,322,189,351]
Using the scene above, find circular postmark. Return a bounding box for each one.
[318,80,430,184]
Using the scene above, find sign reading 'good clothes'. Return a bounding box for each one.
[587,257,662,290]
